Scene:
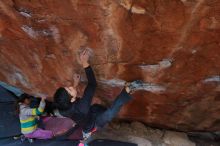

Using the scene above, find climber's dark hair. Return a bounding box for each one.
[15,93,32,114]
[53,87,71,110]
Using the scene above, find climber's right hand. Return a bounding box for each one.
[79,49,90,68]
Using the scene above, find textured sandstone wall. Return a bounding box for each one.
[0,0,220,131]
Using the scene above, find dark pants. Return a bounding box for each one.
[83,89,132,132]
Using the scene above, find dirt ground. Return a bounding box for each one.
[90,121,220,146]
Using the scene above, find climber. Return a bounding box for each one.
[52,48,137,144]
[15,93,54,140]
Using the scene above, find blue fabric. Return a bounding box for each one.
[0,81,23,138]
[0,102,21,138]
[0,138,137,146]
[0,81,23,97]
[0,138,79,146]
[0,86,17,102]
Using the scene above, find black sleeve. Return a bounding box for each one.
[85,66,97,86]
[75,66,97,115]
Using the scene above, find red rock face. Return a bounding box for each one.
[0,0,220,131]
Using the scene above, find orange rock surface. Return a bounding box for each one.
[0,0,220,131]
